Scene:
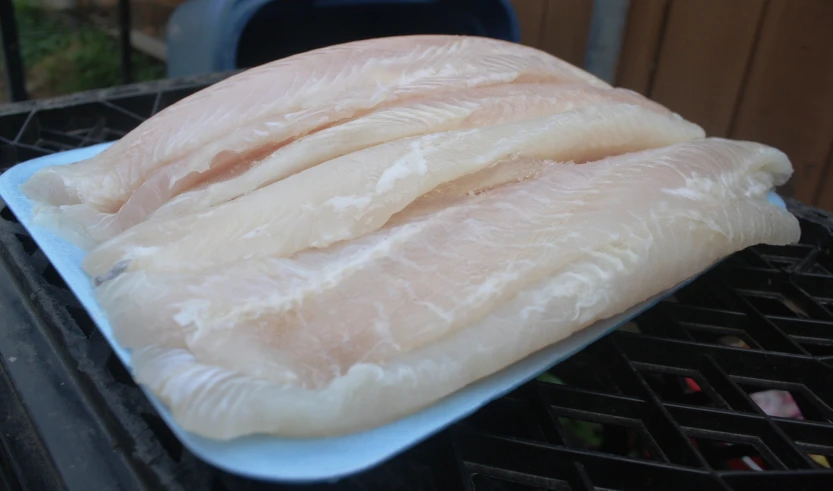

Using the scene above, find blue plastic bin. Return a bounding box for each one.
[166,0,521,78]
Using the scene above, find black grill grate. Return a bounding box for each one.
[1,78,832,491]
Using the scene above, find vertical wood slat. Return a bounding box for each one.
[615,0,669,94]
[730,0,833,204]
[512,0,549,48]
[516,0,833,209]
[648,0,766,137]
[511,0,595,68]
[538,0,595,67]
[822,146,833,210]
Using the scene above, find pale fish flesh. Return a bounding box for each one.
[82,103,705,278]
[31,83,674,247]
[20,35,608,215]
[93,138,799,439]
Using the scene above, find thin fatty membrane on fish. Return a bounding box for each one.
[20,35,608,218]
[82,103,705,278]
[150,83,673,220]
[32,83,674,247]
[94,139,796,367]
[94,138,799,439]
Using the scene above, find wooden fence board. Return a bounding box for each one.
[648,0,766,137]
[538,0,594,67]
[511,0,548,48]
[730,0,833,203]
[615,0,669,94]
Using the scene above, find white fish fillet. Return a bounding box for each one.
[31,83,673,247]
[93,139,799,439]
[151,84,672,219]
[20,35,608,215]
[82,103,705,277]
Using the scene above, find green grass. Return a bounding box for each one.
[536,372,564,385]
[12,0,165,98]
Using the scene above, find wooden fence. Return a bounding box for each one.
[513,0,833,210]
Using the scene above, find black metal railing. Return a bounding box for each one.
[0,0,27,101]
[0,0,134,102]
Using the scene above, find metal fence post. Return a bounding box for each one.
[0,0,28,102]
[118,0,132,84]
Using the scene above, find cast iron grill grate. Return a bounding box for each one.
[0,77,832,491]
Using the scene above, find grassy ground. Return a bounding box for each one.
[1,0,165,102]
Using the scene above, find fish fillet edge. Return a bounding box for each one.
[128,192,799,440]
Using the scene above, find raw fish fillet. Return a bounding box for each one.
[20,35,607,216]
[92,138,800,439]
[152,84,671,219]
[83,103,705,277]
[32,83,673,247]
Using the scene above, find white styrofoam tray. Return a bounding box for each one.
[0,143,788,483]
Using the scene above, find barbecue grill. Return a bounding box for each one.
[1,74,832,491]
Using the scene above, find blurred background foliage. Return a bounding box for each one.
[1,0,165,101]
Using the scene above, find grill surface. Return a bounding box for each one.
[1,76,833,491]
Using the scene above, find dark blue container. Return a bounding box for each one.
[167,0,521,78]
